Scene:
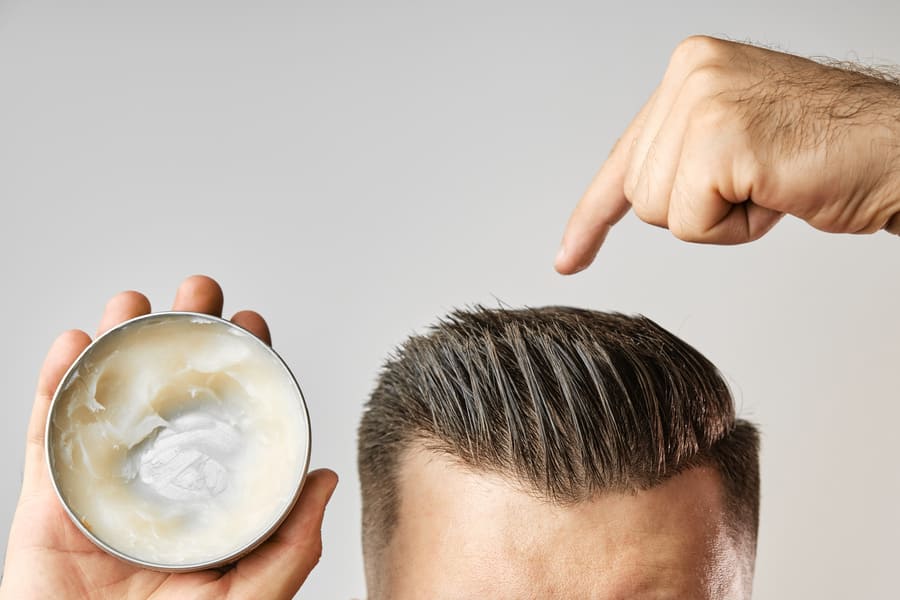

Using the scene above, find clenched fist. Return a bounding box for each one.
[556,35,900,274]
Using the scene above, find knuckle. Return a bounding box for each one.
[310,538,324,565]
[628,177,652,216]
[627,147,672,227]
[682,64,728,100]
[631,186,667,227]
[685,92,735,140]
[671,35,726,69]
[631,196,652,221]
[623,135,648,202]
[623,167,639,202]
[667,183,703,242]
[669,218,700,242]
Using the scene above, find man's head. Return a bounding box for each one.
[358,307,760,599]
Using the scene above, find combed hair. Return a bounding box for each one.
[358,307,759,562]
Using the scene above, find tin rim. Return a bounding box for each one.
[44,311,312,572]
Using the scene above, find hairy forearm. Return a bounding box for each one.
[799,58,900,233]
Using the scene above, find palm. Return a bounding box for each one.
[1,277,338,600]
[6,482,223,599]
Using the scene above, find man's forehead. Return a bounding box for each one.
[380,448,741,599]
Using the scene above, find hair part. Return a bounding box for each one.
[358,307,760,571]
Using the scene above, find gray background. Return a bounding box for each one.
[1,1,898,598]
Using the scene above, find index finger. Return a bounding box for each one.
[554,91,656,275]
[554,145,631,274]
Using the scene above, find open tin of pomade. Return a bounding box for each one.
[45,312,311,571]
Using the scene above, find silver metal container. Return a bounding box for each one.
[45,311,311,572]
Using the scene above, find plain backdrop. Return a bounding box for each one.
[1,1,898,598]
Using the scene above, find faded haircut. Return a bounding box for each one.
[358,307,760,563]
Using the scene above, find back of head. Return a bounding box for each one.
[358,306,759,593]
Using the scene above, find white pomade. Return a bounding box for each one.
[47,313,310,568]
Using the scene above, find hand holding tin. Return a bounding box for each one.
[0,276,338,600]
[555,35,900,274]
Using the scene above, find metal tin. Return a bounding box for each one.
[45,311,312,572]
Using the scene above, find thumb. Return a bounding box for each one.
[23,330,92,496]
[226,469,339,599]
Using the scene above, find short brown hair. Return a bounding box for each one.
[358,307,759,568]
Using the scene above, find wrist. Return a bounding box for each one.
[881,99,900,231]
[865,81,900,230]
